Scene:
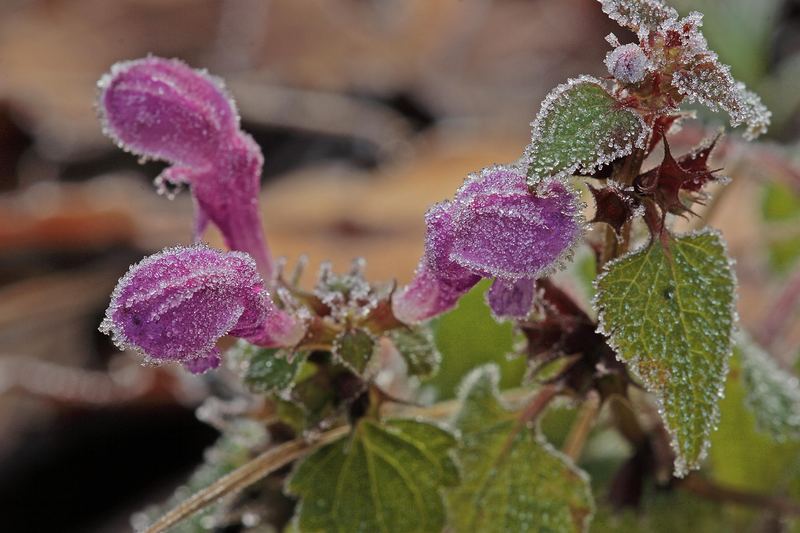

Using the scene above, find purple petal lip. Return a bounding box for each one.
[393,165,582,323]
[98,56,274,279]
[100,246,303,373]
[486,278,536,319]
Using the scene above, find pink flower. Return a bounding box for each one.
[98,57,274,279]
[100,246,304,374]
[393,165,582,323]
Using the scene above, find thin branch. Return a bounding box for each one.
[145,386,557,533]
[562,391,600,461]
[142,425,350,533]
[517,383,561,424]
[681,474,800,517]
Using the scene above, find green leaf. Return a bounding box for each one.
[226,341,304,394]
[591,491,735,533]
[738,333,800,441]
[526,76,646,187]
[333,328,377,374]
[447,365,593,532]
[388,327,441,378]
[594,229,736,476]
[426,280,524,399]
[286,419,458,533]
[710,350,800,496]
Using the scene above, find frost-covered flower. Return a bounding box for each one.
[100,246,304,374]
[393,165,582,322]
[98,56,275,279]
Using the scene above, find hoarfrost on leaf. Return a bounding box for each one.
[446,365,594,532]
[599,0,678,33]
[332,328,377,374]
[226,340,305,394]
[594,229,736,477]
[737,333,800,441]
[388,327,441,378]
[598,0,771,139]
[525,76,646,187]
[286,419,459,533]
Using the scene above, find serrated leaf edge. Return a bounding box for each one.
[591,227,738,476]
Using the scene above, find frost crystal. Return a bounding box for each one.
[606,44,649,84]
[98,57,275,278]
[526,76,647,187]
[594,229,737,476]
[738,333,800,441]
[394,165,582,323]
[598,0,771,139]
[100,246,303,373]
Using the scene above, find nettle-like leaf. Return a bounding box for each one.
[710,351,800,495]
[227,341,304,394]
[447,365,593,532]
[333,328,377,374]
[738,334,800,441]
[595,229,736,476]
[388,327,441,378]
[526,76,646,187]
[286,419,459,533]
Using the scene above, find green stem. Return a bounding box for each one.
[143,425,350,533]
[562,392,601,461]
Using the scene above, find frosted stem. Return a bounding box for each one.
[142,425,350,533]
[599,148,647,267]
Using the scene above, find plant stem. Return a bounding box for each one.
[562,391,600,461]
[599,149,646,267]
[143,425,349,533]
[680,474,800,517]
[518,384,562,424]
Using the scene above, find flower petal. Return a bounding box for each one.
[100,246,297,369]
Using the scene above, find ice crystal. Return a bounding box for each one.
[394,165,583,323]
[526,76,647,187]
[738,333,800,441]
[98,56,275,277]
[287,419,459,533]
[448,365,594,532]
[99,246,302,373]
[594,229,736,476]
[605,44,649,84]
[599,0,771,140]
[599,0,678,34]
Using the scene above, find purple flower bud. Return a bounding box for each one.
[605,43,649,85]
[394,165,582,323]
[100,246,303,373]
[486,278,536,319]
[98,57,274,279]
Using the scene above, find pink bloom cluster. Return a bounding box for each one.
[98,57,583,373]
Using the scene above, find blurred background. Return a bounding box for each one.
[0,0,799,531]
